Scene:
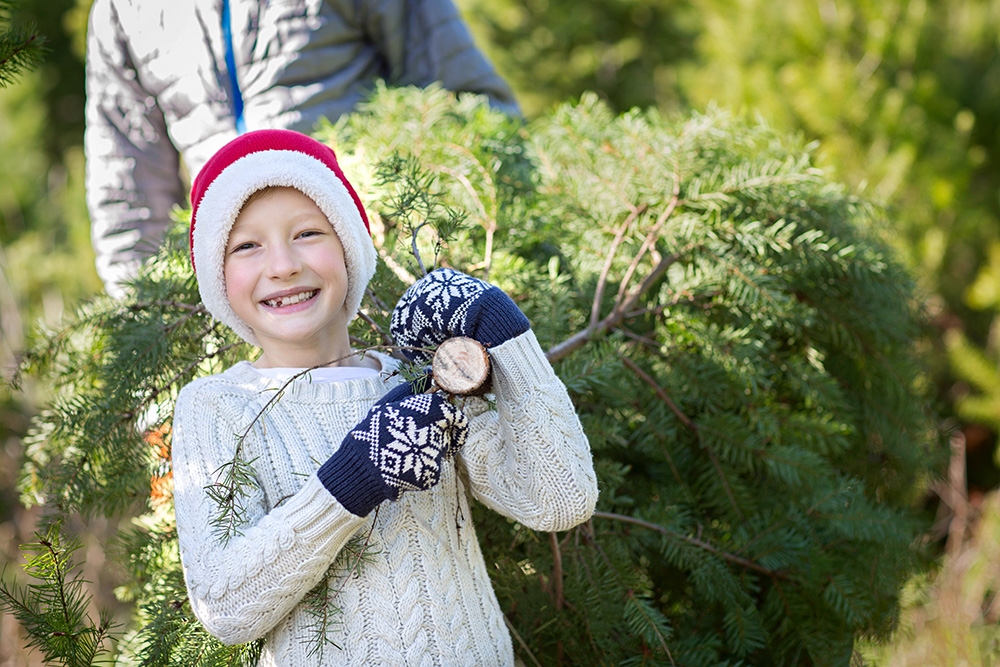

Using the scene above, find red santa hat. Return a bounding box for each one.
[189,129,376,346]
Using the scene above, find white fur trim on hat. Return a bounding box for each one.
[192,150,377,347]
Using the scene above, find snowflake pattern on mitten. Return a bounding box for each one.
[390,268,529,363]
[347,392,468,496]
[390,268,488,362]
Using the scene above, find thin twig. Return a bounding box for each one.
[582,521,680,664]
[130,337,241,419]
[614,196,679,307]
[0,33,42,75]
[378,253,418,287]
[621,355,744,520]
[480,220,496,281]
[164,304,207,335]
[432,155,498,277]
[216,358,395,537]
[549,531,564,611]
[335,507,380,598]
[591,511,784,579]
[591,204,648,332]
[353,309,394,348]
[504,615,544,667]
[705,448,745,522]
[432,164,490,220]
[410,221,431,276]
[616,359,691,492]
[232,344,429,456]
[620,356,693,430]
[127,300,204,312]
[614,148,682,305]
[614,327,662,352]
[41,538,74,630]
[547,249,683,363]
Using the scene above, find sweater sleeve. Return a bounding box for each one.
[171,380,367,645]
[358,0,520,116]
[459,330,599,532]
[84,0,185,297]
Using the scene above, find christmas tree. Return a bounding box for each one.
[3,85,943,665]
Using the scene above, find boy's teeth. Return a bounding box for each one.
[264,290,316,308]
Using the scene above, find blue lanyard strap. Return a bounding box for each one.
[222,0,247,134]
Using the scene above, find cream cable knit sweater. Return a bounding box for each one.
[172,329,598,666]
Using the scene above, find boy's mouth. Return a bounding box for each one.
[261,290,318,308]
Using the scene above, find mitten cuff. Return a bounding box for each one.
[317,442,390,517]
[467,288,530,348]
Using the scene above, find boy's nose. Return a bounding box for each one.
[266,243,302,279]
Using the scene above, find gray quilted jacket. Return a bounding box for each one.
[85,0,518,295]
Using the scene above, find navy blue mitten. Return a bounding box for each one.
[390,268,530,363]
[318,379,468,517]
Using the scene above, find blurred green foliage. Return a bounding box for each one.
[0,0,96,366]
[862,488,1000,664]
[0,0,95,528]
[460,0,699,116]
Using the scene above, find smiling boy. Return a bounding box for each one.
[171,129,598,666]
[223,186,377,370]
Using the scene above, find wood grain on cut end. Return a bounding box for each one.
[432,336,492,396]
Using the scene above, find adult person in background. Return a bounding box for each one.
[85,0,519,297]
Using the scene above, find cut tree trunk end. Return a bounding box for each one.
[432,336,492,396]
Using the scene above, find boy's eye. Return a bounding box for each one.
[230,242,255,253]
[298,230,322,239]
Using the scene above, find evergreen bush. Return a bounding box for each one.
[3,86,943,666]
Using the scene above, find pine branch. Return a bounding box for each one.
[374,153,468,277]
[409,221,431,276]
[133,595,262,667]
[503,616,544,667]
[0,527,116,666]
[332,508,381,597]
[353,307,394,349]
[122,321,237,421]
[623,590,676,664]
[0,6,46,89]
[46,318,238,517]
[14,89,938,665]
[433,142,499,277]
[591,511,785,579]
[303,507,381,658]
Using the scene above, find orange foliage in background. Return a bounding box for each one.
[145,422,172,508]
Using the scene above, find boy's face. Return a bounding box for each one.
[224,186,351,367]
